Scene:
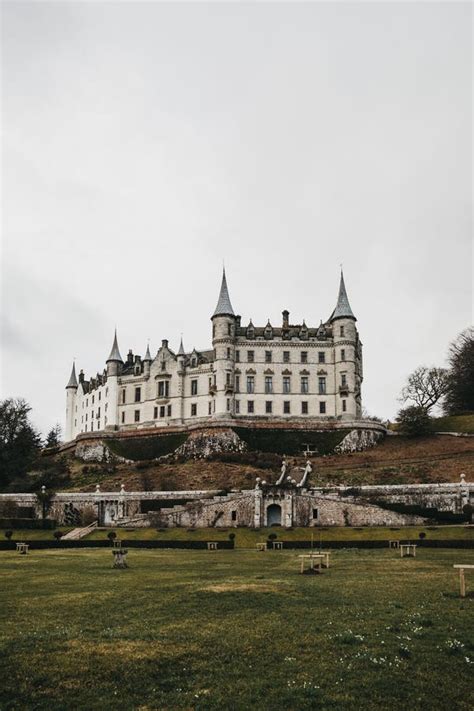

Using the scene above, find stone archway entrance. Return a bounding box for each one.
[267,503,282,526]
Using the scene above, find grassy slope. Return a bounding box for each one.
[58,433,474,493]
[0,548,473,710]
[430,414,474,434]
[5,525,472,543]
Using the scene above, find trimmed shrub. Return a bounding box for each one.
[4,530,13,540]
[107,531,117,541]
[228,533,236,541]
[53,530,63,541]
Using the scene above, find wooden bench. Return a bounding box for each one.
[298,554,325,574]
[400,544,417,558]
[16,543,29,555]
[207,542,218,551]
[256,543,267,552]
[388,540,400,549]
[453,564,474,598]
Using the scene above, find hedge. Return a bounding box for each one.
[0,518,56,529]
[107,433,188,461]
[277,540,474,549]
[0,539,235,551]
[232,428,351,455]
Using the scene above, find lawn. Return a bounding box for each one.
[0,548,473,710]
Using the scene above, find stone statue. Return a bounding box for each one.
[297,460,312,489]
[276,459,288,486]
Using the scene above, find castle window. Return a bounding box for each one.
[191,379,198,396]
[91,422,94,431]
[231,510,237,521]
[158,381,169,398]
[86,399,88,407]
[247,400,254,414]
[226,372,231,385]
[265,351,272,363]
[228,323,232,336]
[191,357,197,368]
[312,508,319,519]
[301,351,308,364]
[106,388,108,396]
[319,401,326,414]
[85,425,87,432]
[283,351,290,363]
[213,324,215,338]
[160,406,165,417]
[247,350,254,363]
[265,376,273,394]
[301,376,309,394]
[265,401,272,414]
[341,349,346,361]
[342,399,347,412]
[167,405,172,417]
[235,400,240,414]
[283,401,290,414]
[246,376,255,394]
[340,326,345,337]
[318,351,325,363]
[162,361,167,371]
[318,377,326,394]
[208,402,212,415]
[121,412,125,423]
[302,401,308,414]
[91,410,94,419]
[283,376,291,394]
[235,375,240,393]
[105,403,108,412]
[122,389,126,404]
[92,395,95,404]
[154,407,158,419]
[85,413,88,421]
[104,416,107,425]
[97,407,100,417]
[227,347,231,359]
[134,410,140,422]
[235,350,240,362]
[191,403,197,416]
[97,421,100,430]
[98,392,101,401]
[341,373,347,387]
[135,366,140,375]
[226,398,230,411]
[135,387,141,402]
[74,419,77,427]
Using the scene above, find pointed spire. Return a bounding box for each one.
[331,270,356,321]
[212,268,234,317]
[143,342,152,362]
[178,336,185,356]
[66,362,78,388]
[106,329,123,362]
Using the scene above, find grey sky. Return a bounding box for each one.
[1,1,472,436]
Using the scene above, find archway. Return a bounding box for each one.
[267,503,282,526]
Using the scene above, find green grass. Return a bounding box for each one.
[0,548,473,710]
[84,525,474,545]
[430,414,474,434]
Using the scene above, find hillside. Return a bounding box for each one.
[57,432,474,492]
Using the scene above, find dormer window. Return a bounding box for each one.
[135,366,140,375]
[191,357,197,367]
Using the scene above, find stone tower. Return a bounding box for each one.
[211,268,236,417]
[105,330,123,430]
[65,362,78,442]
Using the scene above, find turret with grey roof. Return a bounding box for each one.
[330,271,356,321]
[106,329,123,362]
[212,268,235,318]
[66,362,78,389]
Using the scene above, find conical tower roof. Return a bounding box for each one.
[331,271,356,321]
[106,329,123,362]
[66,362,78,388]
[177,337,185,356]
[212,268,234,317]
[143,343,152,362]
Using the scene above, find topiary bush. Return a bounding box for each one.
[228,533,236,541]
[53,530,63,541]
[4,530,13,541]
[107,531,117,542]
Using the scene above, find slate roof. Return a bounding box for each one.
[212,268,234,317]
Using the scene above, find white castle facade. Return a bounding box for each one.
[65,270,363,442]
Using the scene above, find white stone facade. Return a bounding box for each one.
[65,270,363,442]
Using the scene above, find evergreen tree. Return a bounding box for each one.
[0,398,42,489]
[45,424,62,448]
[444,328,474,415]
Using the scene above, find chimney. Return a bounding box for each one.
[162,339,168,349]
[79,369,85,384]
[282,310,289,328]
[127,349,134,364]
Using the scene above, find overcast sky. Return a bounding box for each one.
[1,1,472,436]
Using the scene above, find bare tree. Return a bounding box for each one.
[400,366,449,412]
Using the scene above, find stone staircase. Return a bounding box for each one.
[62,521,98,540]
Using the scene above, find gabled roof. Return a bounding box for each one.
[331,271,356,321]
[106,329,123,362]
[212,268,234,317]
[66,362,78,388]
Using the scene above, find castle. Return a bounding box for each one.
[65,269,363,442]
